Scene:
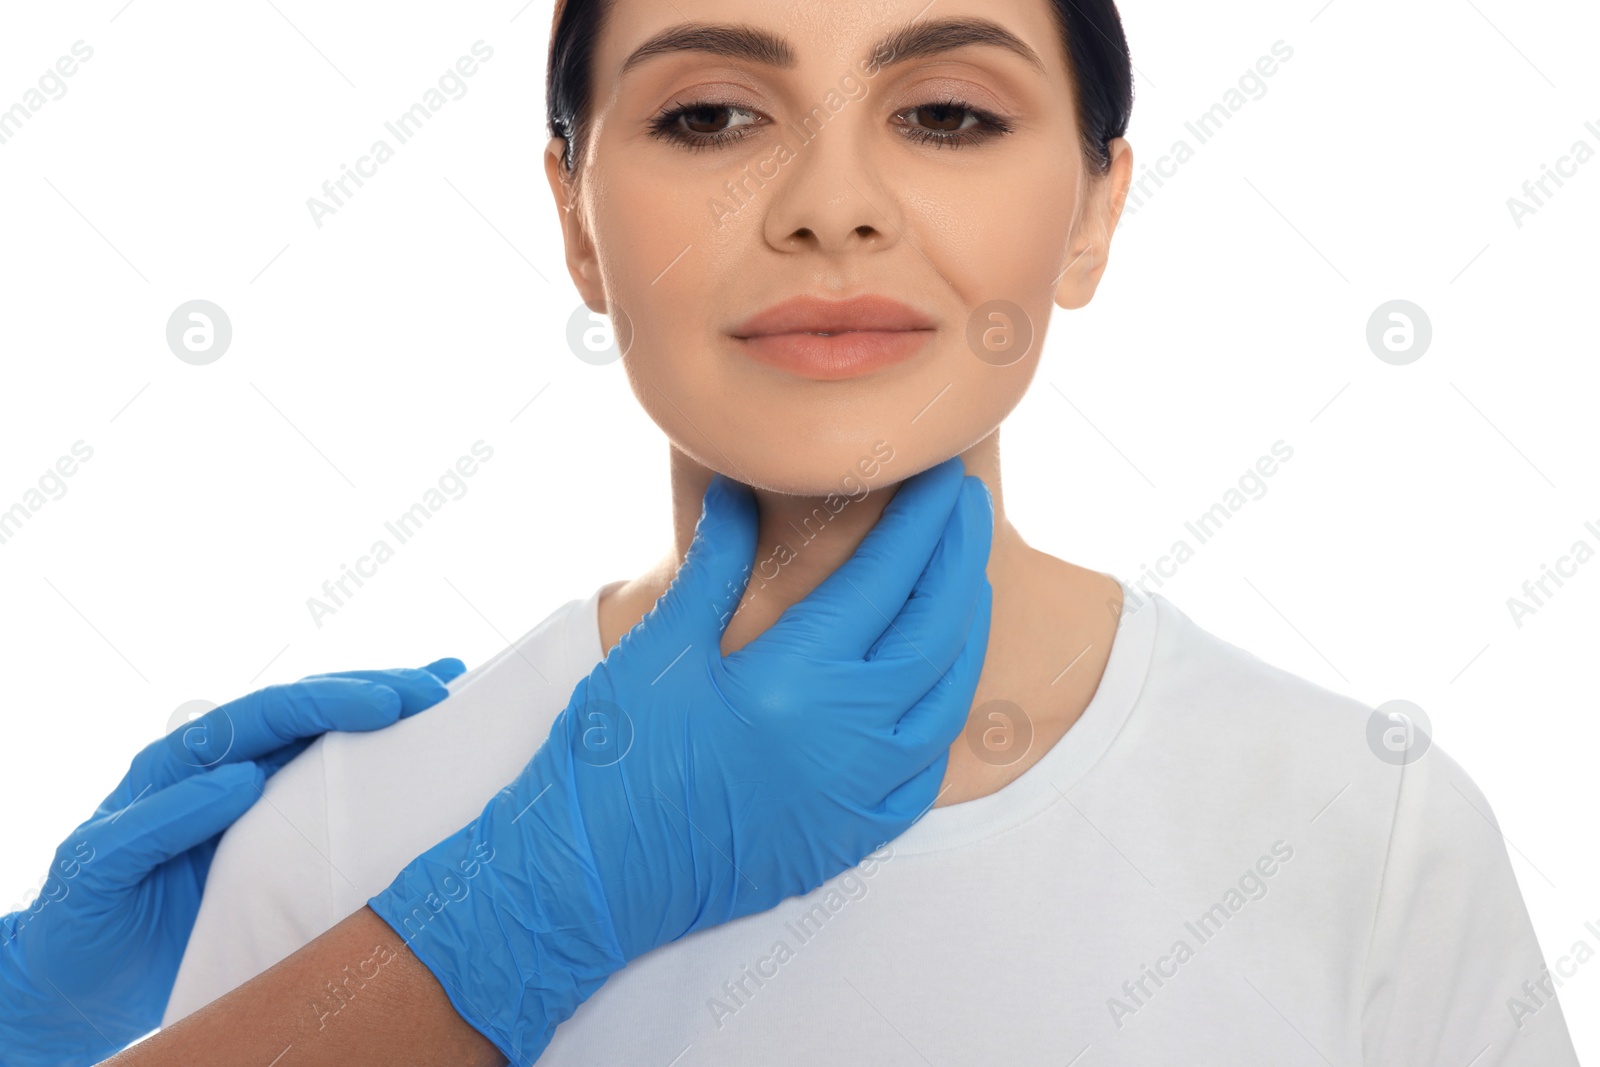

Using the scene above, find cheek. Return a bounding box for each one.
[590,171,721,383]
[579,143,1072,491]
[912,157,1083,316]
[594,172,709,313]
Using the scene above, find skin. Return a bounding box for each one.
[102,905,504,1066]
[562,0,1136,803]
[107,1,1136,1063]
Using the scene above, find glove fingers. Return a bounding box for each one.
[119,666,456,803]
[73,761,264,896]
[296,665,455,715]
[875,749,953,832]
[757,458,969,662]
[421,657,469,684]
[864,476,992,675]
[146,678,403,785]
[624,473,758,665]
[882,576,993,766]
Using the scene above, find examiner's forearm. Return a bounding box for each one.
[102,906,508,1067]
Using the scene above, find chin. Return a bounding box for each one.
[628,341,1024,497]
[732,437,905,499]
[694,435,983,502]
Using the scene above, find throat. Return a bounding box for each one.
[932,555,1122,807]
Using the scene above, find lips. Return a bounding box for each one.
[729,294,937,381]
[730,294,936,339]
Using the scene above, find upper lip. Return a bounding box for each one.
[730,294,936,338]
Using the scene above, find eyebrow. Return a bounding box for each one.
[619,16,1048,79]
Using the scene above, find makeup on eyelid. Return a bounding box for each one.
[646,98,1014,152]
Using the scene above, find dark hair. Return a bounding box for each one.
[547,1,1134,178]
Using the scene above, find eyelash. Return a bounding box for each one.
[647,97,1014,152]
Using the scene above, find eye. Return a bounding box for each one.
[647,102,764,152]
[646,96,1014,153]
[894,99,1013,149]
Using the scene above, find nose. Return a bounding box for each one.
[759,115,906,257]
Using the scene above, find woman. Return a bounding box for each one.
[157,0,1578,1062]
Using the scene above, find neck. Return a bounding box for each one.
[603,427,1123,807]
[665,429,1027,654]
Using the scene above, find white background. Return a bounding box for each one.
[1,0,1595,1058]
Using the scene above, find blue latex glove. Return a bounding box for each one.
[369,458,993,1065]
[0,658,466,1067]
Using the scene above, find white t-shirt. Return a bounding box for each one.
[162,579,1578,1065]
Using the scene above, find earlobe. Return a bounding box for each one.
[1053,241,1100,311]
[1052,219,1105,311]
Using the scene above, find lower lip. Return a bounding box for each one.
[736,329,934,380]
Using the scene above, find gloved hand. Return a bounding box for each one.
[369,457,993,1065]
[0,658,466,1067]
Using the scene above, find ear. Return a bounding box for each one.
[1054,138,1134,311]
[544,135,606,313]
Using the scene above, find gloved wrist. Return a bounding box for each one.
[1,911,130,1067]
[368,463,994,1064]
[368,700,627,1067]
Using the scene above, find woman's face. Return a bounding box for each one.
[546,0,1129,495]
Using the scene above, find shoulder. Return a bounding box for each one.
[162,732,335,1025]
[1108,594,1568,1041]
[162,587,604,1026]
[319,589,601,911]
[1115,592,1507,891]
[1133,591,1418,783]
